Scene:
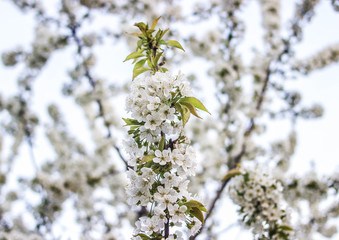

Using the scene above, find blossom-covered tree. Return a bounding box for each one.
[0,0,339,239]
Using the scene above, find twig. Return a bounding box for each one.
[191,66,272,240]
[114,146,132,170]
[68,22,131,169]
[191,37,292,239]
[164,215,170,238]
[20,96,39,172]
[26,133,39,171]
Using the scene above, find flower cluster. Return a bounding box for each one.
[281,170,339,239]
[125,72,192,141]
[284,170,328,205]
[124,72,207,239]
[228,167,293,240]
[293,43,339,74]
[258,0,283,53]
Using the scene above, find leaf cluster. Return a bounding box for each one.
[174,97,210,127]
[123,95,209,154]
[184,200,208,224]
[123,17,185,80]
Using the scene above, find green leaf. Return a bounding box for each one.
[159,28,169,40]
[155,29,162,42]
[147,58,153,68]
[130,126,139,130]
[134,22,147,34]
[123,51,145,62]
[179,97,210,114]
[159,134,165,151]
[122,118,143,126]
[135,234,151,240]
[141,155,155,163]
[184,200,208,213]
[243,172,250,183]
[175,103,190,126]
[180,102,202,119]
[159,40,167,45]
[181,104,190,126]
[146,29,155,36]
[133,67,150,80]
[190,207,204,224]
[279,225,294,232]
[127,32,143,37]
[133,59,146,71]
[137,39,143,50]
[159,67,168,73]
[222,168,242,182]
[151,16,161,30]
[154,52,163,66]
[175,102,182,113]
[167,40,185,51]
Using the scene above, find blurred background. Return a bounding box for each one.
[0,0,338,239]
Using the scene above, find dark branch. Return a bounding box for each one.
[164,215,170,238]
[191,63,279,240]
[69,21,130,169]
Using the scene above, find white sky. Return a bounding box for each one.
[0,0,339,239]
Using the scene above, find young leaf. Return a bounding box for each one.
[124,51,145,62]
[179,97,210,114]
[175,102,182,113]
[141,155,155,163]
[158,40,167,45]
[137,39,143,50]
[181,104,190,126]
[133,67,150,80]
[133,59,146,71]
[190,207,204,224]
[279,225,294,231]
[134,22,147,34]
[180,102,202,119]
[127,32,143,37]
[243,172,250,183]
[130,126,139,130]
[147,58,153,68]
[175,103,190,126]
[222,168,242,182]
[159,67,168,73]
[135,234,151,240]
[159,133,166,151]
[167,40,185,51]
[159,28,169,40]
[184,200,208,213]
[146,29,155,36]
[122,118,143,126]
[154,52,163,66]
[151,16,161,30]
[155,29,162,42]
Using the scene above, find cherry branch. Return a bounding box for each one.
[191,41,291,238]
[68,21,130,170]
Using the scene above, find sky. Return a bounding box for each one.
[239,0,339,175]
[0,0,339,239]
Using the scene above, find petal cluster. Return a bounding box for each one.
[124,72,204,239]
[228,167,294,240]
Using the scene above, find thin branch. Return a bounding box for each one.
[69,21,130,168]
[243,67,271,138]
[191,38,292,239]
[20,96,39,172]
[26,133,39,171]
[114,146,132,170]
[164,215,170,238]
[191,66,275,240]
